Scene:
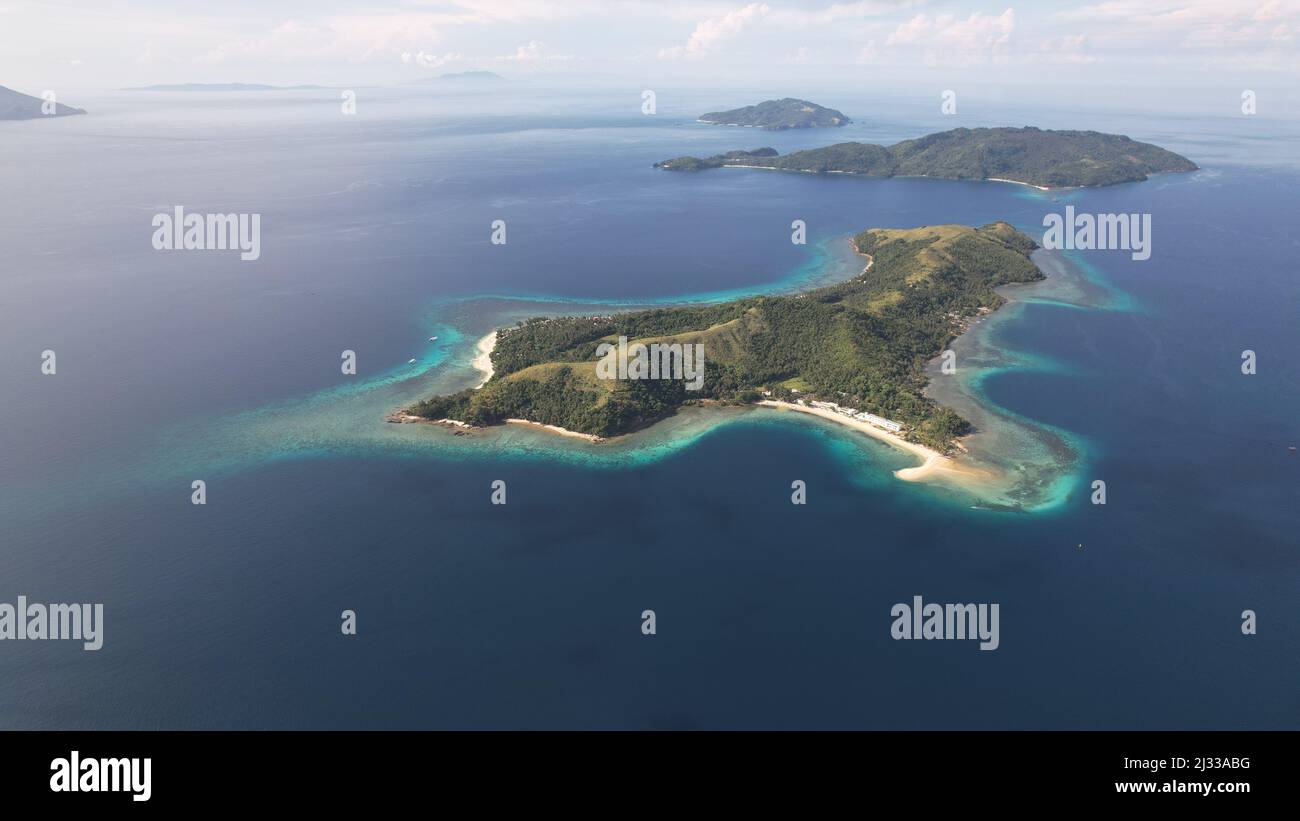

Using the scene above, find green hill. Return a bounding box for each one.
[655,126,1197,188]
[699,98,850,130]
[407,222,1043,450]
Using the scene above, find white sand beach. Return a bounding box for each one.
[755,400,992,484]
[472,331,497,388]
[986,177,1053,191]
[506,418,605,443]
[858,250,873,274]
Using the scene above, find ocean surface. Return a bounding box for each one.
[1,85,1297,728]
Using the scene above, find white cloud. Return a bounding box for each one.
[402,50,463,68]
[855,39,881,64]
[6,0,1298,88]
[885,8,1015,63]
[1057,0,1299,48]
[658,2,772,60]
[1029,33,1099,64]
[499,40,572,61]
[202,13,464,64]
[775,0,926,27]
[1046,0,1300,70]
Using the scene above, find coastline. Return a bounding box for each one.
[391,412,606,444]
[505,418,605,443]
[387,412,473,430]
[472,331,497,387]
[755,400,994,484]
[986,176,1053,191]
[704,163,1058,191]
[395,377,996,485]
[397,223,1043,497]
[753,230,1025,489]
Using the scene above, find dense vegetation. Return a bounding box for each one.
[407,222,1044,451]
[698,98,850,130]
[655,126,1197,187]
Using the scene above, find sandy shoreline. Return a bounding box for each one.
[397,250,1008,485]
[986,177,1053,191]
[393,398,987,480]
[397,399,986,480]
[389,330,606,443]
[755,400,992,484]
[390,412,605,443]
[472,331,497,388]
[858,251,873,274]
[505,418,605,443]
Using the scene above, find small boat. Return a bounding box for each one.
[408,358,417,364]
[429,336,437,341]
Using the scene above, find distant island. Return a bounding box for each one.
[401,222,1042,456]
[123,83,328,91]
[408,71,505,84]
[0,85,85,120]
[699,98,849,130]
[656,126,1197,188]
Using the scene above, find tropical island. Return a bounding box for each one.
[655,126,1197,188]
[698,98,850,130]
[0,85,85,120]
[401,221,1043,459]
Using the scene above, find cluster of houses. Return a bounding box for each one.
[501,315,614,340]
[807,400,905,433]
[945,305,994,333]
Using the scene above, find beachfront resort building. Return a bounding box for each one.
[808,400,905,433]
[855,412,903,433]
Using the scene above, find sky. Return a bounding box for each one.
[2,0,1298,95]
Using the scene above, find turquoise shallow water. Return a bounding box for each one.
[88,227,1094,515]
[1,91,1297,728]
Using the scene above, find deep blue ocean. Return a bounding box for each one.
[1,85,1297,728]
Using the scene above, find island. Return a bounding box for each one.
[122,83,327,91]
[0,85,85,120]
[407,71,505,84]
[698,98,849,130]
[400,221,1042,457]
[655,126,1197,188]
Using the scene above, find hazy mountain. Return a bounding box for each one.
[406,71,505,85]
[0,85,86,120]
[699,98,849,130]
[123,83,328,91]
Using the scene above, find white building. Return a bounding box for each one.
[812,400,905,433]
[854,412,903,432]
